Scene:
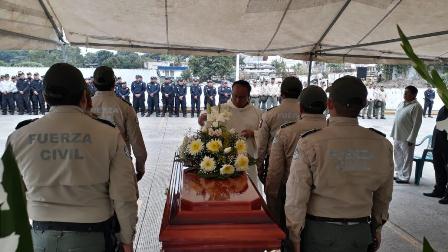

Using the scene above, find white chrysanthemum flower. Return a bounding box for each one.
[188,139,204,155]
[229,128,236,134]
[200,156,216,172]
[212,121,219,128]
[224,147,232,154]
[235,154,249,171]
[220,164,235,175]
[206,139,223,153]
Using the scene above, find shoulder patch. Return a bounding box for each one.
[120,98,132,107]
[300,128,321,138]
[281,121,296,128]
[95,118,116,128]
[267,106,277,111]
[369,128,386,137]
[15,118,38,130]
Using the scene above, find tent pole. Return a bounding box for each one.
[235,53,240,80]
[307,57,313,87]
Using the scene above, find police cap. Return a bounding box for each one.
[151,76,157,80]
[93,66,115,86]
[329,75,367,107]
[43,63,85,102]
[281,76,303,98]
[299,85,327,111]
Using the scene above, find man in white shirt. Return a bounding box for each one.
[391,85,423,183]
[374,85,387,119]
[361,84,374,119]
[1,74,16,115]
[250,80,260,109]
[267,77,279,109]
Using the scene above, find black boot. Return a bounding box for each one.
[439,195,448,204]
[423,190,445,198]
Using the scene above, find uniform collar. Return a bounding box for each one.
[328,116,359,126]
[226,100,252,112]
[49,105,84,113]
[301,113,325,120]
[95,91,115,96]
[280,98,298,104]
[404,99,417,106]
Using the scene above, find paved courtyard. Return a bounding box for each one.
[0,112,447,252]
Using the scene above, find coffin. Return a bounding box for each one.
[159,161,285,251]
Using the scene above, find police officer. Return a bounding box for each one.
[218,80,232,104]
[204,80,217,108]
[6,63,138,252]
[266,86,327,236]
[161,77,174,117]
[190,78,202,117]
[118,81,131,102]
[0,74,15,115]
[30,73,45,115]
[87,77,97,97]
[285,76,393,252]
[423,84,435,118]
[131,75,146,116]
[91,66,148,181]
[175,79,187,117]
[16,72,32,115]
[146,76,160,117]
[115,77,123,97]
[256,76,303,184]
[250,80,260,109]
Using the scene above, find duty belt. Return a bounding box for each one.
[306,214,370,225]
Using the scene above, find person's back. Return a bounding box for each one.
[7,63,138,252]
[91,66,147,180]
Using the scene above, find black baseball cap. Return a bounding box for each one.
[93,66,115,86]
[281,76,303,98]
[328,76,367,107]
[299,86,327,111]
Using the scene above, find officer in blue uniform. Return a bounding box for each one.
[16,72,32,115]
[161,77,174,117]
[174,79,187,117]
[146,76,160,117]
[190,79,202,117]
[423,84,436,118]
[218,80,232,104]
[30,73,45,115]
[131,75,146,116]
[204,80,217,108]
[114,77,123,97]
[86,77,97,97]
[118,81,131,103]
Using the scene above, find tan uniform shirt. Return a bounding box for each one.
[92,91,147,173]
[266,114,326,225]
[7,106,138,244]
[256,98,300,168]
[285,117,393,244]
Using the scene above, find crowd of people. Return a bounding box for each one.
[3,63,447,252]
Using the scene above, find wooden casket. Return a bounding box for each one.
[159,161,285,251]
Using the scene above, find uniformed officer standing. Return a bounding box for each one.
[174,79,187,117]
[250,80,260,109]
[256,76,303,184]
[266,77,279,109]
[6,63,138,252]
[118,81,131,102]
[259,80,269,110]
[285,76,393,252]
[161,77,175,117]
[0,74,15,115]
[146,76,160,117]
[190,78,202,117]
[30,73,46,115]
[87,77,97,97]
[91,66,148,181]
[218,80,232,104]
[266,86,327,234]
[16,72,32,115]
[204,80,217,108]
[114,77,123,97]
[131,75,146,116]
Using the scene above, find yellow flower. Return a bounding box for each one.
[235,139,247,154]
[188,139,203,155]
[206,139,222,153]
[200,156,216,172]
[235,154,249,171]
[220,164,235,175]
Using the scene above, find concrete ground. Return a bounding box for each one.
[0,113,446,252]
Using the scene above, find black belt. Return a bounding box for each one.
[306,214,370,224]
[32,217,113,232]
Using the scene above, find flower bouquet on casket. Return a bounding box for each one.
[178,105,256,179]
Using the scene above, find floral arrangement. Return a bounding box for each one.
[178,105,255,179]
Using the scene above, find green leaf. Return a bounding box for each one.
[423,237,435,252]
[0,144,33,251]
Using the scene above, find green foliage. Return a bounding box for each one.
[13,61,44,67]
[398,25,448,107]
[0,60,8,66]
[0,145,33,251]
[327,63,345,73]
[188,56,235,81]
[423,237,435,252]
[181,69,192,80]
[271,59,288,77]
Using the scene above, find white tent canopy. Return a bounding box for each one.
[2,0,448,63]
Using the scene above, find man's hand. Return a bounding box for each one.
[240,129,254,138]
[368,231,381,252]
[198,113,207,126]
[34,91,38,95]
[292,241,300,252]
[135,94,140,98]
[121,243,133,252]
[407,141,414,147]
[180,96,183,100]
[194,96,197,99]
[136,171,145,181]
[165,94,169,97]
[20,91,24,94]
[150,93,153,97]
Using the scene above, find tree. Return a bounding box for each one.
[0,60,8,66]
[188,56,235,81]
[13,61,44,67]
[181,69,192,80]
[271,59,288,77]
